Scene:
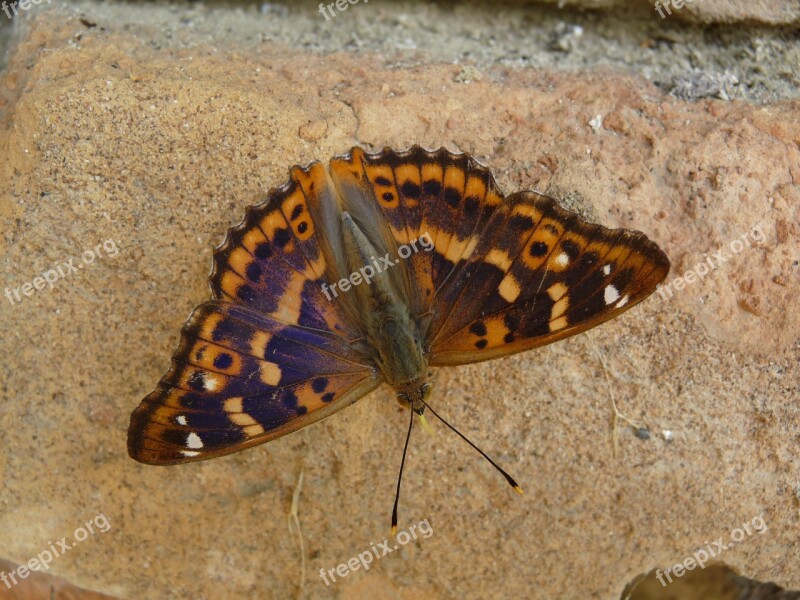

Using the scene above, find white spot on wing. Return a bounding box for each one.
[187,432,204,449]
[181,450,200,458]
[616,294,630,308]
[176,415,188,426]
[204,375,220,392]
[604,284,620,305]
[603,264,611,275]
[555,252,569,266]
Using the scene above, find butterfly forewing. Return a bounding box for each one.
[209,163,358,339]
[128,301,379,464]
[427,191,670,365]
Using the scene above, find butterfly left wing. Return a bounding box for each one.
[128,301,380,465]
[427,191,670,365]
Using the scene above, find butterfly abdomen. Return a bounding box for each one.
[368,305,428,389]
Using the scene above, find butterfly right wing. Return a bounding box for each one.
[426,191,670,365]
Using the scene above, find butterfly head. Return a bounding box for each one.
[395,380,432,414]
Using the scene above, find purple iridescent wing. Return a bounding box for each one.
[128,162,379,464]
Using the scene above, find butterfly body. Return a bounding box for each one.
[338,211,431,410]
[128,145,669,470]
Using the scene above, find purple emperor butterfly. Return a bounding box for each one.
[128,146,669,529]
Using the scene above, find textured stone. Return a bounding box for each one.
[0,2,798,600]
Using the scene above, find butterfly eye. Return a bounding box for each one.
[420,383,432,400]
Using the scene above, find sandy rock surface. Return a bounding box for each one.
[0,2,797,599]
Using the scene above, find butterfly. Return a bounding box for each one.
[128,145,670,529]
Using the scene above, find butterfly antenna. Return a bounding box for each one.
[391,407,415,535]
[420,399,523,494]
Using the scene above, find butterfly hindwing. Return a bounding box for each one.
[128,301,380,464]
[328,146,505,322]
[428,191,670,365]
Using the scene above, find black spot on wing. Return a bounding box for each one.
[282,390,299,409]
[255,242,273,259]
[423,180,442,197]
[273,228,292,248]
[469,321,487,337]
[187,371,206,391]
[464,196,480,218]
[180,393,203,410]
[509,215,535,233]
[530,241,548,257]
[213,353,233,370]
[236,284,257,303]
[246,262,262,282]
[444,187,461,208]
[400,181,421,198]
[312,377,329,393]
[561,239,581,261]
